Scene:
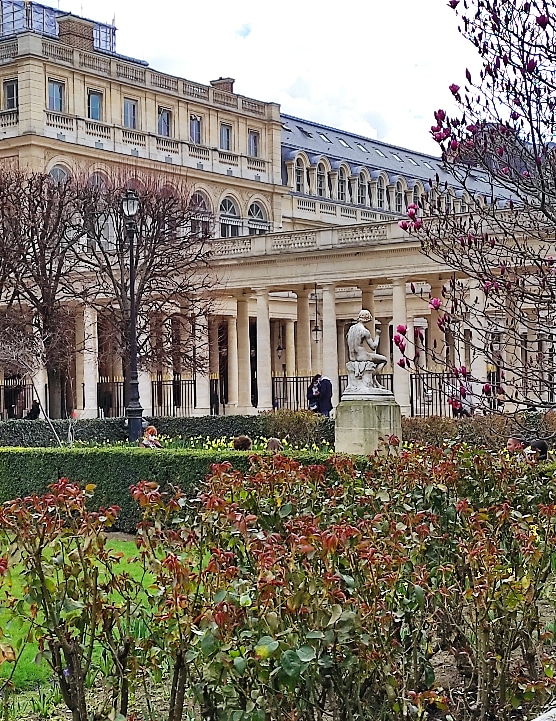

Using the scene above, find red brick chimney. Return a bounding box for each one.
[57,15,95,52]
[210,77,235,93]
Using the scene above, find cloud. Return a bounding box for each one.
[236,23,252,39]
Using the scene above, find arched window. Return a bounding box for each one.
[377,177,385,209]
[413,186,421,208]
[395,181,404,213]
[190,192,210,239]
[219,197,241,238]
[358,173,367,205]
[248,202,270,235]
[88,171,108,189]
[49,165,69,183]
[338,167,347,201]
[295,158,304,193]
[316,163,326,197]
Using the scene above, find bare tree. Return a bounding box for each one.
[400,0,556,420]
[0,169,87,418]
[76,169,214,404]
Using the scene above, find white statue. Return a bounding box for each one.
[343,309,391,396]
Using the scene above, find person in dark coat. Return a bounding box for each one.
[307,374,321,412]
[25,400,40,420]
[317,375,333,417]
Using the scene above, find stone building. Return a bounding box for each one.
[0,0,500,419]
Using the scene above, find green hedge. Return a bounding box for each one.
[0,447,330,533]
[0,412,335,448]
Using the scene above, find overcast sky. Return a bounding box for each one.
[59,0,480,156]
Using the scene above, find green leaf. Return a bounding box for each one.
[280,649,303,679]
[239,593,252,607]
[306,630,324,639]
[233,656,247,676]
[296,645,315,663]
[200,632,218,657]
[214,589,227,603]
[279,502,293,517]
[255,636,279,659]
[327,604,343,626]
[414,585,425,610]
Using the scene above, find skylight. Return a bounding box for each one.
[408,158,418,165]
[375,148,386,157]
[423,161,434,170]
[318,132,332,142]
[356,143,368,152]
[392,153,402,162]
[297,126,313,138]
[338,138,350,148]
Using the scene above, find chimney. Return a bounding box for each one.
[210,77,235,94]
[57,14,95,52]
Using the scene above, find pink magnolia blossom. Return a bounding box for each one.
[448,0,459,7]
[393,334,402,346]
[407,206,417,218]
[510,111,519,120]
[399,220,409,231]
[450,139,459,151]
[397,358,406,368]
[536,14,549,29]
[526,58,537,73]
[482,383,492,395]
[460,366,468,377]
[410,282,416,293]
[413,218,423,230]
[449,83,460,95]
[396,324,407,336]
[434,109,446,122]
[429,297,441,310]
[523,170,530,178]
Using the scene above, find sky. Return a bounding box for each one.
[58,0,481,156]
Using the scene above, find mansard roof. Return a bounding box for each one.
[280,113,503,198]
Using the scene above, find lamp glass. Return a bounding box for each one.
[311,324,321,343]
[122,190,140,218]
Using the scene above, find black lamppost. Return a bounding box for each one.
[122,190,143,442]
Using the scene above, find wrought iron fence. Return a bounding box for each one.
[1,380,34,419]
[272,373,394,411]
[151,378,195,418]
[97,380,125,418]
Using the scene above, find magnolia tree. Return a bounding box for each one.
[400,0,556,420]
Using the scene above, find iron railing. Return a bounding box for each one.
[272,373,394,411]
[151,378,195,418]
[1,380,34,419]
[97,380,125,418]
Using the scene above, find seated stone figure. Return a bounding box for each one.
[344,310,390,394]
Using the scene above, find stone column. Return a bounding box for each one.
[428,280,446,370]
[337,321,347,374]
[31,363,48,418]
[255,288,273,411]
[75,305,99,419]
[360,282,376,335]
[469,284,489,386]
[193,313,211,416]
[227,314,239,409]
[285,319,296,376]
[296,289,311,376]
[237,296,252,412]
[209,319,220,376]
[406,316,415,367]
[391,278,411,415]
[321,283,339,406]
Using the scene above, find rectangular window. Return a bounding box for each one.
[4,79,17,110]
[158,107,172,137]
[338,138,350,148]
[48,79,64,112]
[190,114,202,144]
[87,90,102,121]
[220,123,232,151]
[123,98,137,129]
[248,129,259,157]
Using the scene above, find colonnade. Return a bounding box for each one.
[7,277,470,420]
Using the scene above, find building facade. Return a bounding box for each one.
[0,1,500,420]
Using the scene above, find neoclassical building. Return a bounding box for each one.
[0,0,499,419]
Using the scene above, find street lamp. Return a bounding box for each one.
[122,189,143,442]
[311,283,321,343]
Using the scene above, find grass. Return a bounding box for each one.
[0,536,140,690]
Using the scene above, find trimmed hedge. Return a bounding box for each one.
[0,411,335,448]
[0,447,330,532]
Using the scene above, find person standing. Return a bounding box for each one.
[317,375,333,417]
[307,374,321,412]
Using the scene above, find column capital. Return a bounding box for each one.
[321,282,337,291]
[253,287,269,297]
[294,287,311,297]
[390,276,408,287]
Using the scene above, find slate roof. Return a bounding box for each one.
[280,113,505,199]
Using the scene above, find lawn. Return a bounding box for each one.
[0,536,140,690]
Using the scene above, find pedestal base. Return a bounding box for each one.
[335,397,402,455]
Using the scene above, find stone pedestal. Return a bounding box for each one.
[335,396,402,455]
